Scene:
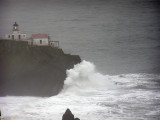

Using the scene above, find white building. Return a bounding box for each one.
[31,34,49,46]
[4,22,60,47]
[31,34,60,47]
[49,41,59,48]
[5,22,27,40]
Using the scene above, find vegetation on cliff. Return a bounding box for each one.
[0,40,81,96]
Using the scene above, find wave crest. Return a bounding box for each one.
[60,60,114,95]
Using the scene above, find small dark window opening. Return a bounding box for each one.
[19,35,21,40]
[12,35,14,39]
[8,35,10,38]
[40,40,42,44]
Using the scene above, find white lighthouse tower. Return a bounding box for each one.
[5,22,27,40]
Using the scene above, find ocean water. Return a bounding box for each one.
[1,0,160,74]
[0,61,160,120]
[0,0,160,120]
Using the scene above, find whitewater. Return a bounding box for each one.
[0,60,160,120]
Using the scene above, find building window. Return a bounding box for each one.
[40,40,42,44]
[12,35,14,39]
[19,35,21,40]
[8,35,10,38]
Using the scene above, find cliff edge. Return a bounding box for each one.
[0,40,81,96]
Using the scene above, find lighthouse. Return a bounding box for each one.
[5,22,27,40]
[13,22,19,32]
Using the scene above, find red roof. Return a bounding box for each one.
[32,34,48,39]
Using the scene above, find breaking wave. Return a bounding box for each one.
[60,60,115,95]
[1,61,160,120]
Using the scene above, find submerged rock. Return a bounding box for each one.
[0,40,81,96]
[62,109,80,120]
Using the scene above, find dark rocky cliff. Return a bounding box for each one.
[0,40,81,96]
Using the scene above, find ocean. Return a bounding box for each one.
[0,0,160,120]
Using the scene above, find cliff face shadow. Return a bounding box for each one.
[0,40,81,96]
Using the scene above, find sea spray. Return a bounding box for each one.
[0,61,160,120]
[61,60,115,95]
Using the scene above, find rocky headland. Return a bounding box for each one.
[0,40,81,96]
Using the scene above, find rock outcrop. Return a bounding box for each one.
[62,109,80,120]
[0,40,81,96]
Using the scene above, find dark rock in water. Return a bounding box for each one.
[0,40,81,96]
[74,118,80,120]
[62,109,80,120]
[62,109,74,120]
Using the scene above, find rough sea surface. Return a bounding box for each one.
[0,61,160,120]
[0,0,160,120]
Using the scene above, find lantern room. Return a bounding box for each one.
[13,22,19,31]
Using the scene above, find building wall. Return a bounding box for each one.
[5,34,27,40]
[21,34,27,39]
[49,41,59,48]
[32,38,49,46]
[49,41,54,47]
[5,34,12,40]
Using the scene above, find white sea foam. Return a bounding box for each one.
[0,61,160,120]
[61,60,115,95]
